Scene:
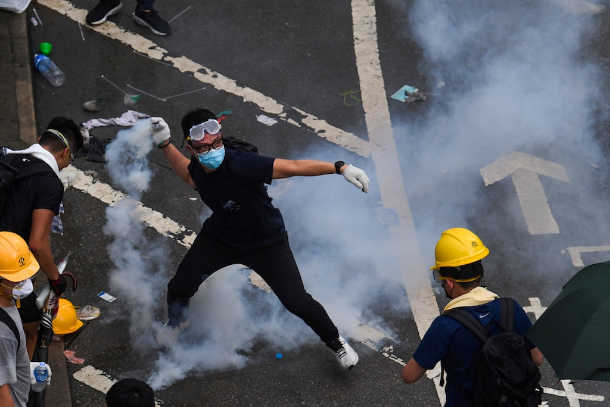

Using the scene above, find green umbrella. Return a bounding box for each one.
[527,261,610,381]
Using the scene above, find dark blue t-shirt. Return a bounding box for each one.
[188,148,287,249]
[413,298,534,407]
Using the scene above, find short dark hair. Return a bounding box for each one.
[40,117,83,154]
[106,379,154,407]
[439,260,484,289]
[181,108,217,140]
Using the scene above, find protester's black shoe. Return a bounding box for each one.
[86,0,122,26]
[132,9,171,36]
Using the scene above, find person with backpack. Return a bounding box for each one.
[0,232,47,407]
[401,228,544,407]
[149,109,370,369]
[0,117,83,358]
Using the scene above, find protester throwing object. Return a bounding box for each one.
[0,232,46,407]
[151,109,370,369]
[401,228,545,407]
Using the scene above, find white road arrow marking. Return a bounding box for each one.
[566,245,610,267]
[481,152,569,235]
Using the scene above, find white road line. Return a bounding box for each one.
[74,365,162,406]
[566,245,610,267]
[543,383,605,403]
[351,0,444,404]
[481,152,569,235]
[523,297,547,320]
[525,298,605,405]
[38,0,371,157]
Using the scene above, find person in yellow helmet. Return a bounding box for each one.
[0,232,42,407]
[401,228,544,407]
[52,298,83,336]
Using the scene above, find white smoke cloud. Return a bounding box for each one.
[100,0,606,390]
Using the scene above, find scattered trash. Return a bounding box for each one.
[32,7,43,26]
[30,16,38,27]
[78,22,85,42]
[0,0,33,13]
[168,5,191,24]
[63,350,85,365]
[188,197,197,201]
[390,84,426,103]
[83,99,105,113]
[39,42,52,56]
[123,93,141,106]
[256,114,278,126]
[340,90,361,106]
[126,84,166,102]
[80,110,150,141]
[275,352,283,360]
[76,305,100,321]
[97,291,117,303]
[164,86,205,101]
[34,54,65,87]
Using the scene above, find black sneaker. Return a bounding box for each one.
[86,0,123,26]
[132,9,171,36]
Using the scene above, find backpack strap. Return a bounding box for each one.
[499,297,515,332]
[444,308,489,344]
[0,307,21,354]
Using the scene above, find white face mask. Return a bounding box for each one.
[11,279,33,300]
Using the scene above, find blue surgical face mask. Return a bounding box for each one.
[197,146,225,169]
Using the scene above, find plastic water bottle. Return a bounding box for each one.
[31,362,49,392]
[34,54,65,87]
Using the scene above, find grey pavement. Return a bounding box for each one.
[4,0,610,406]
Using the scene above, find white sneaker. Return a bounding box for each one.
[335,336,359,370]
[155,321,188,348]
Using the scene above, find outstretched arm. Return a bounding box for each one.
[272,159,337,178]
[272,159,370,192]
[152,118,195,188]
[402,358,426,384]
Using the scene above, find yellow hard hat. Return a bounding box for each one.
[53,298,84,335]
[431,227,489,270]
[0,232,39,282]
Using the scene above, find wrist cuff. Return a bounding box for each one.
[158,139,171,149]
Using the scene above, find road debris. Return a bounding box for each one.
[390,84,426,103]
[64,350,85,365]
[76,305,101,321]
[256,114,278,126]
[97,291,117,303]
[168,5,191,23]
[83,99,105,113]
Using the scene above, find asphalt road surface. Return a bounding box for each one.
[21,0,610,405]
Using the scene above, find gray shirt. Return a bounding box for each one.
[0,305,30,407]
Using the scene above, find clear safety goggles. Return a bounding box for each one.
[188,119,222,142]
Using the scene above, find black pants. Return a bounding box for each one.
[167,233,340,347]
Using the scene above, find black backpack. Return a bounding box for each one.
[0,148,53,213]
[443,298,543,407]
[223,137,258,153]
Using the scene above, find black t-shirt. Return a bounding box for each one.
[188,148,287,249]
[0,155,63,240]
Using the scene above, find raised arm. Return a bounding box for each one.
[151,118,195,188]
[272,159,370,192]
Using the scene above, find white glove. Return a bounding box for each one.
[30,362,52,386]
[150,117,171,147]
[342,164,370,193]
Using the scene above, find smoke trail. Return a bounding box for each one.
[103,120,168,350]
